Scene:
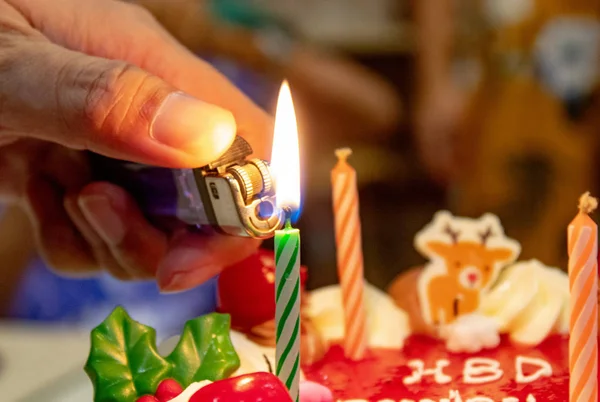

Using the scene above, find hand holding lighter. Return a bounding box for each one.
[89,136,284,238]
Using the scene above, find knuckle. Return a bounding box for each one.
[80,62,163,146]
[80,61,132,131]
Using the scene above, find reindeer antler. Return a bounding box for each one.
[479,226,493,245]
[443,224,461,244]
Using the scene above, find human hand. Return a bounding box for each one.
[0,0,272,290]
[414,80,468,183]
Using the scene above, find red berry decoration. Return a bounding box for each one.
[189,372,292,402]
[155,378,183,402]
[136,396,159,402]
[218,249,308,330]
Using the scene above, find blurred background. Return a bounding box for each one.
[2,0,600,398]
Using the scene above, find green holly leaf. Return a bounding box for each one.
[84,307,173,402]
[167,313,240,387]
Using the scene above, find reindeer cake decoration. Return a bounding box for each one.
[415,211,521,326]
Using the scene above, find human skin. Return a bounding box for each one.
[0,0,273,291]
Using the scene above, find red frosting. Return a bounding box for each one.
[303,334,600,400]
[217,250,307,330]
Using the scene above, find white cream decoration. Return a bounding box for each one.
[479,259,568,346]
[515,356,552,383]
[227,330,276,377]
[169,380,212,402]
[478,262,539,331]
[307,282,410,349]
[547,267,570,334]
[463,358,504,384]
[439,313,501,353]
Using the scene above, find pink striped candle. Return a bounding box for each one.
[331,148,367,360]
[568,192,598,402]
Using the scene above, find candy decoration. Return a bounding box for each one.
[275,219,301,401]
[331,148,368,360]
[299,380,334,402]
[414,211,520,326]
[155,379,183,402]
[85,307,240,402]
[85,307,172,402]
[167,314,240,386]
[189,373,293,402]
[217,249,309,331]
[568,192,598,402]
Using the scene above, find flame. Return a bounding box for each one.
[271,81,300,210]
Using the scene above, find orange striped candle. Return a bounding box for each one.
[568,192,598,402]
[331,148,367,360]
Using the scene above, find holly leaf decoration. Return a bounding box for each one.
[167,313,240,387]
[84,307,173,402]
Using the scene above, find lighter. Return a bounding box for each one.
[90,135,284,238]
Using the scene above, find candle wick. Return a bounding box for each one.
[335,147,353,163]
[282,206,293,228]
[578,191,598,215]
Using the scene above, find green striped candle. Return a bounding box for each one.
[275,218,301,401]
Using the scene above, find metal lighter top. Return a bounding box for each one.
[90,136,284,239]
[174,135,284,238]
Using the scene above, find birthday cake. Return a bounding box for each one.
[84,209,600,402]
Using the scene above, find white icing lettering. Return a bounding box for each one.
[466,398,494,402]
[449,390,463,402]
[403,359,452,384]
[502,398,519,402]
[526,395,537,402]
[516,356,552,384]
[463,357,503,384]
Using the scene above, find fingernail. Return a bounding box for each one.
[157,247,220,293]
[79,194,126,246]
[151,92,236,163]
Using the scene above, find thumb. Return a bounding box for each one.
[1,42,236,168]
